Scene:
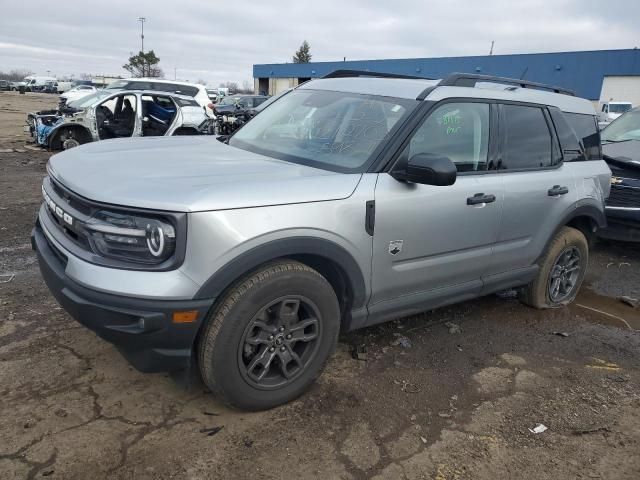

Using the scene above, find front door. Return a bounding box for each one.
[370,101,503,317]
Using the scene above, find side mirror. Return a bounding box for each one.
[392,153,457,186]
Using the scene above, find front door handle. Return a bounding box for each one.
[467,193,496,205]
[548,185,569,196]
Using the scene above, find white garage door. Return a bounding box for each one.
[273,78,293,95]
[599,76,640,107]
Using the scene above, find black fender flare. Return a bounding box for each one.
[538,204,606,260]
[193,236,367,309]
[564,204,607,229]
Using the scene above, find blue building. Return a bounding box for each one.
[253,48,640,105]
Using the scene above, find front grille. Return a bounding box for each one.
[43,177,94,254]
[45,232,69,268]
[607,186,640,208]
[49,178,92,216]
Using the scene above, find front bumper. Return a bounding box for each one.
[32,222,214,372]
[600,207,640,242]
[599,182,640,242]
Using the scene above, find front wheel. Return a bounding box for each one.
[198,261,340,410]
[519,226,588,308]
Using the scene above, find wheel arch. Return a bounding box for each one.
[564,204,606,245]
[193,237,368,323]
[539,204,606,258]
[48,124,92,150]
[172,127,200,136]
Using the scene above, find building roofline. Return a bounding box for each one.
[254,47,640,68]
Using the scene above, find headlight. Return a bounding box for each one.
[85,210,176,264]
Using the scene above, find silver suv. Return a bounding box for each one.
[33,72,611,410]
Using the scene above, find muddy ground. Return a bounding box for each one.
[1,90,639,479]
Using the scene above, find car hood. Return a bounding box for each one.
[603,141,640,168]
[47,136,361,212]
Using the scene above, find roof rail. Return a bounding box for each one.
[439,72,575,96]
[323,69,432,80]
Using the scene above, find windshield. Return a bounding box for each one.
[67,91,111,109]
[255,90,290,113]
[609,104,632,114]
[602,109,640,142]
[105,80,128,90]
[229,89,415,172]
[218,96,240,105]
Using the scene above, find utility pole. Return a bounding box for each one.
[138,17,146,76]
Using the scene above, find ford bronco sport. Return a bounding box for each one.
[33,71,611,410]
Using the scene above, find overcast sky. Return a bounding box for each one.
[1,0,638,87]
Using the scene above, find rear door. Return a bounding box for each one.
[488,103,577,277]
[370,101,504,314]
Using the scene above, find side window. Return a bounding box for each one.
[408,102,490,172]
[564,113,601,160]
[501,105,553,169]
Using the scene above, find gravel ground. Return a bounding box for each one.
[1,90,639,480]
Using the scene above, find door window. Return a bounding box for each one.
[501,105,553,169]
[407,102,490,172]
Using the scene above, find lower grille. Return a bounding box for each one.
[43,227,69,268]
[607,186,639,208]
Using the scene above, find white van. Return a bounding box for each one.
[599,101,633,126]
[56,81,73,93]
[24,76,57,92]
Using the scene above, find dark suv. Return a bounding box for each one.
[213,95,269,116]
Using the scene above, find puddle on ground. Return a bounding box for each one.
[572,288,640,330]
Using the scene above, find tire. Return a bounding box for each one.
[519,226,588,309]
[198,260,341,410]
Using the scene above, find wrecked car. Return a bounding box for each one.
[26,89,212,150]
[599,107,640,241]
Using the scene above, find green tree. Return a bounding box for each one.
[123,50,163,78]
[292,40,312,64]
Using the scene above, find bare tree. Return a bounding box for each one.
[219,81,239,94]
[0,69,33,81]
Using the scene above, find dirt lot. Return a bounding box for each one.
[1,90,640,479]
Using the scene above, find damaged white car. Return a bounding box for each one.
[26,89,213,150]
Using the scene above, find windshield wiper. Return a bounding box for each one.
[602,139,634,144]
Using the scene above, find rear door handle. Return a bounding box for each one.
[548,185,569,196]
[467,193,496,205]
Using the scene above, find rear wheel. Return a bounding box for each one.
[198,260,340,410]
[519,226,588,308]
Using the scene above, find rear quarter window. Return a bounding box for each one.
[172,85,199,97]
[174,97,200,107]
